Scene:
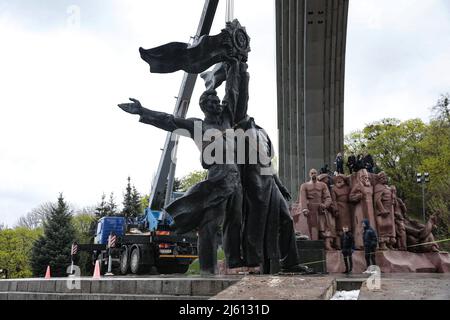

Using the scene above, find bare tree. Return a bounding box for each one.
[432,94,450,123]
[16,202,54,229]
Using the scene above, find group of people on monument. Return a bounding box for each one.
[293,168,440,274]
[336,151,375,174]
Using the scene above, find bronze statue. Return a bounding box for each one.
[299,169,334,250]
[373,172,396,250]
[201,60,304,273]
[332,175,352,250]
[391,186,407,251]
[349,169,377,250]
[118,60,244,274]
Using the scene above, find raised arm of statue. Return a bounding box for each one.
[234,62,249,123]
[222,60,241,123]
[118,98,201,138]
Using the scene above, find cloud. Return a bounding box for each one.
[345,0,450,132]
[1,0,449,225]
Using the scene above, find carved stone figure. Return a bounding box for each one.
[317,174,337,250]
[391,186,407,251]
[349,169,377,250]
[405,214,440,253]
[373,172,396,250]
[300,169,333,250]
[331,175,352,250]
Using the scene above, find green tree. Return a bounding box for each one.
[95,193,109,218]
[140,194,150,212]
[345,118,426,216]
[106,192,118,216]
[179,170,207,192]
[30,194,76,277]
[122,177,142,218]
[131,186,142,216]
[72,213,96,275]
[0,227,42,278]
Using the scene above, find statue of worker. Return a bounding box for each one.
[373,172,396,250]
[299,169,333,250]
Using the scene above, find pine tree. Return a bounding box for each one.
[122,177,133,218]
[95,193,108,218]
[131,186,142,217]
[106,192,118,216]
[30,194,76,277]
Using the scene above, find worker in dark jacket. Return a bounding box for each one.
[341,227,354,274]
[362,219,378,267]
[335,153,344,174]
[347,153,356,174]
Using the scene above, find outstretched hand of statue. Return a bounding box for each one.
[118,98,143,115]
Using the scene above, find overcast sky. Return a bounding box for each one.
[1,0,449,226]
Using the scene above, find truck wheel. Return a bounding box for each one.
[130,248,141,275]
[119,247,129,275]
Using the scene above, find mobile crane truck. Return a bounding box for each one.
[75,207,198,275]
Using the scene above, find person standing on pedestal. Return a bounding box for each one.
[341,227,354,274]
[363,219,378,268]
[335,153,344,174]
[347,152,356,174]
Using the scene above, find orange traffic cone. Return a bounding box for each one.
[45,265,51,279]
[93,260,101,279]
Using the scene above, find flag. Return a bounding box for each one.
[139,31,229,74]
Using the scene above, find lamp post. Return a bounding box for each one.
[416,172,430,222]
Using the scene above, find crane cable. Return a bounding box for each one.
[226,0,235,22]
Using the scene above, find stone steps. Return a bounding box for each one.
[0,292,208,300]
[0,277,240,300]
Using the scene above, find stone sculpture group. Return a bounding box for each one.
[292,169,440,253]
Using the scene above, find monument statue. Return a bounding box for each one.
[201,59,305,273]
[118,60,244,274]
[349,169,377,250]
[119,18,312,275]
[331,174,352,250]
[317,174,337,250]
[392,185,408,251]
[299,169,334,250]
[405,214,440,253]
[373,172,396,250]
